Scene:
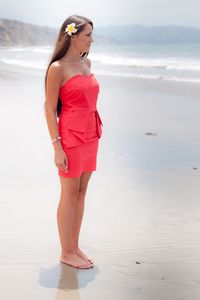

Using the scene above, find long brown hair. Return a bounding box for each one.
[44,15,93,117]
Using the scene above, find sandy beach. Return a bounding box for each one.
[1,59,200,300]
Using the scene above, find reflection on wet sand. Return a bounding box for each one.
[38,262,99,299]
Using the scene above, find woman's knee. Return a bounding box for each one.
[59,176,80,200]
[78,187,87,199]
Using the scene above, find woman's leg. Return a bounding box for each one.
[57,175,93,268]
[72,171,94,262]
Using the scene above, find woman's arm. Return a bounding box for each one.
[45,62,68,173]
[45,62,62,151]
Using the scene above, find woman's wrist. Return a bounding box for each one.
[52,136,61,144]
[53,140,63,151]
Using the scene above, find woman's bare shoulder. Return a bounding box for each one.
[48,60,63,72]
[47,61,63,86]
[53,59,70,75]
[49,60,63,69]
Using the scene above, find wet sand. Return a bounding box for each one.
[0,62,200,299]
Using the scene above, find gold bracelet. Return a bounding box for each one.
[52,136,61,144]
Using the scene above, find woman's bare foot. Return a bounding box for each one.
[73,247,95,263]
[60,252,93,269]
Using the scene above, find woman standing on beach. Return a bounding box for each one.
[44,15,103,269]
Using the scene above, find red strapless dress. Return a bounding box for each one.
[57,73,103,178]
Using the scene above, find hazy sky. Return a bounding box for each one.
[0,0,200,29]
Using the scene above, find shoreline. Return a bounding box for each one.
[1,58,200,87]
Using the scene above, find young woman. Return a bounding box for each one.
[44,15,103,269]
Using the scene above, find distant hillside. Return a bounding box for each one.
[1,18,200,46]
[0,18,57,46]
[95,24,200,44]
[0,18,117,46]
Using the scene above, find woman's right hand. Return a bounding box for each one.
[54,148,68,174]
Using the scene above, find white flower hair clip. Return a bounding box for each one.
[65,22,78,36]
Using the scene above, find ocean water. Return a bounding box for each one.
[1,43,200,83]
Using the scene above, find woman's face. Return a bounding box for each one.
[72,23,94,53]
